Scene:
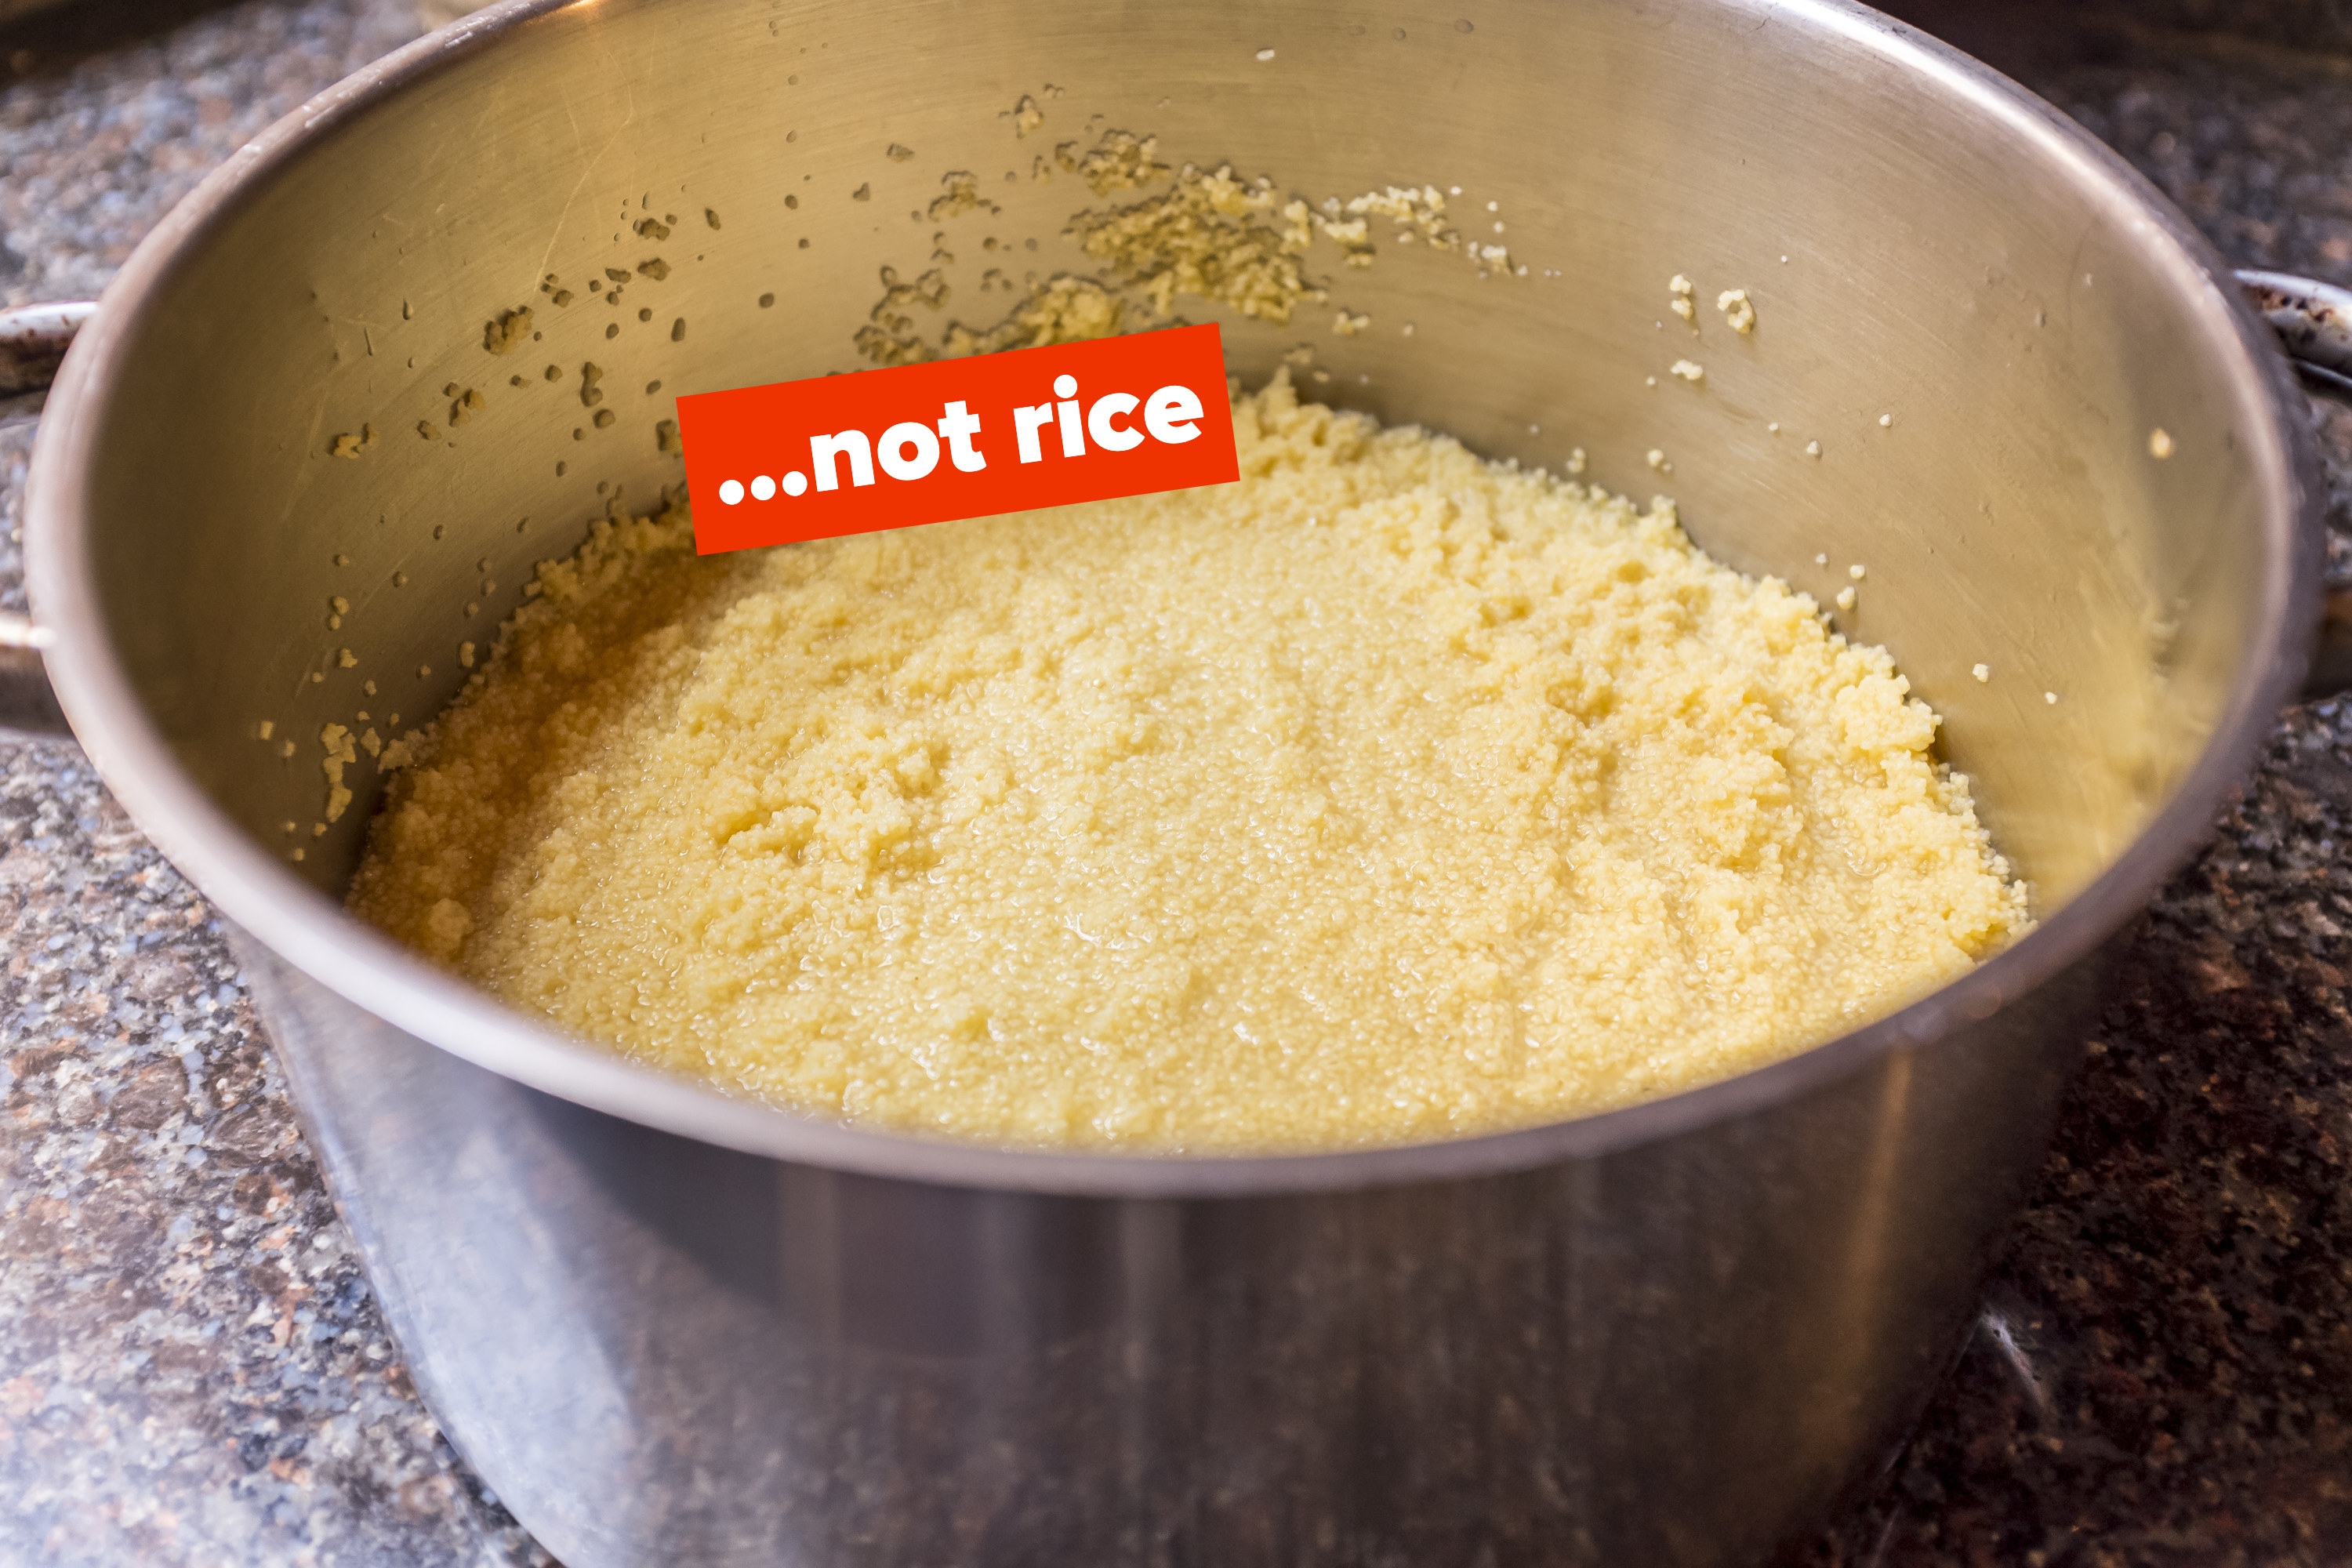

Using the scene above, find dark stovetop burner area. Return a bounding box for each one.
[0,2,2350,1564]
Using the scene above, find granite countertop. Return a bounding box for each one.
[2,4,2350,1564]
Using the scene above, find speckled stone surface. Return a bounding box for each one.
[0,738,550,1566]
[0,0,419,313]
[0,7,549,1562]
[2,5,2351,1565]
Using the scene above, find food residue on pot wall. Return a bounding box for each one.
[289,79,1985,1166]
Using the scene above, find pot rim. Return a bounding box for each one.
[23,0,2325,1198]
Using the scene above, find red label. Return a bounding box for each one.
[675,325,1239,554]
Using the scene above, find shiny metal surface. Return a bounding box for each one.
[0,306,84,734]
[2244,268,2352,388]
[13,0,2328,1561]
[248,937,2100,1566]
[0,300,90,431]
[2237,270,2352,695]
[0,302,93,395]
[0,610,66,733]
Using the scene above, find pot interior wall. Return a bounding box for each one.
[71,0,2274,953]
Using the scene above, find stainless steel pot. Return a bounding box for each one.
[5,0,2349,1561]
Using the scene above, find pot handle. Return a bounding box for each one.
[2239,270,2352,700]
[0,301,94,737]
